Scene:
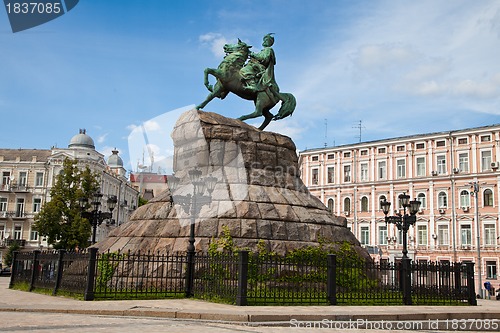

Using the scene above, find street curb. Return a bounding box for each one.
[1,306,500,324]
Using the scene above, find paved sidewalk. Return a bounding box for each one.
[0,277,499,325]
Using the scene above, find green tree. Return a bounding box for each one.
[4,241,20,267]
[34,159,100,250]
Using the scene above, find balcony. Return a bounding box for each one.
[0,184,30,192]
[10,185,30,192]
[0,239,26,248]
[0,211,28,219]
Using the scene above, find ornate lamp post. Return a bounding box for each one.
[79,191,118,244]
[168,168,217,297]
[380,193,421,305]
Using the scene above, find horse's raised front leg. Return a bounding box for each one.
[197,82,227,110]
[204,67,221,92]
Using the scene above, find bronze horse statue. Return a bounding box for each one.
[196,39,296,130]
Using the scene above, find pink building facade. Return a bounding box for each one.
[299,124,500,294]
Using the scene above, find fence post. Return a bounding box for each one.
[29,250,40,292]
[8,251,19,289]
[83,247,98,301]
[453,262,461,300]
[465,262,477,306]
[327,254,337,305]
[236,251,248,306]
[53,250,66,295]
[402,257,412,305]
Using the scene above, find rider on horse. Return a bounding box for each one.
[240,33,282,105]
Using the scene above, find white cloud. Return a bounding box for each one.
[199,33,229,58]
[452,79,498,99]
[97,133,108,144]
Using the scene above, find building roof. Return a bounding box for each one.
[300,123,500,154]
[0,149,51,162]
[130,173,168,183]
[107,149,124,167]
[68,129,95,149]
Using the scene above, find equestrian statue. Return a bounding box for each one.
[196,34,296,130]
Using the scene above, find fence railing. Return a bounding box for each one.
[9,250,477,305]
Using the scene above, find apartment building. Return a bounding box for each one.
[0,130,138,263]
[299,124,500,289]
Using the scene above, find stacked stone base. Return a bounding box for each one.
[97,110,366,257]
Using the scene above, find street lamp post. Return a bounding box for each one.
[380,193,421,305]
[79,191,118,244]
[168,168,217,297]
[469,181,483,299]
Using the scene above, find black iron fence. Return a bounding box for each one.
[9,250,476,305]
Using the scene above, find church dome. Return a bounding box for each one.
[107,149,124,167]
[68,129,95,149]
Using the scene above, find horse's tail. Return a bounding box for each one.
[274,93,296,120]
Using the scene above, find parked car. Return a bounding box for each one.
[0,266,11,276]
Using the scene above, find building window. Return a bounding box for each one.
[30,229,39,241]
[396,145,405,152]
[416,157,426,177]
[343,165,351,182]
[378,161,386,180]
[486,261,497,279]
[312,169,319,185]
[360,150,368,156]
[378,225,387,245]
[483,189,493,207]
[378,147,386,154]
[327,154,335,159]
[481,135,491,142]
[327,167,335,183]
[343,197,351,213]
[33,198,42,213]
[484,223,496,246]
[460,224,472,246]
[343,152,351,158]
[438,191,448,208]
[436,140,446,147]
[35,172,44,187]
[416,143,425,149]
[437,155,446,174]
[0,225,4,239]
[14,225,22,240]
[417,225,428,246]
[361,196,368,212]
[460,190,470,208]
[437,224,449,245]
[312,156,319,161]
[481,150,492,171]
[327,198,334,214]
[360,226,369,245]
[458,153,469,173]
[457,138,468,145]
[417,193,426,208]
[379,195,387,209]
[360,163,368,181]
[15,198,24,217]
[18,171,27,187]
[396,159,406,178]
[0,198,7,212]
[397,229,403,245]
[1,172,10,187]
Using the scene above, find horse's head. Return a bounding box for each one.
[223,39,252,58]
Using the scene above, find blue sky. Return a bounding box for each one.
[1,1,500,174]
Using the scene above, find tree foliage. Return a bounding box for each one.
[34,159,100,250]
[4,241,20,267]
